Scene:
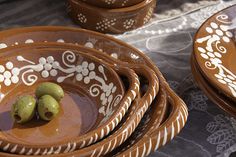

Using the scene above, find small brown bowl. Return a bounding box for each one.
[67,0,156,34]
[78,0,144,9]
[0,45,141,155]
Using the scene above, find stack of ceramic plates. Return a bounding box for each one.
[66,0,156,34]
[0,26,188,157]
[192,5,236,117]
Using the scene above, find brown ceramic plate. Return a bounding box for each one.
[193,4,236,102]
[77,0,144,9]
[67,0,156,34]
[0,26,188,156]
[0,45,143,155]
[191,55,236,117]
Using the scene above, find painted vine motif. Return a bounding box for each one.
[196,14,236,97]
[0,50,123,117]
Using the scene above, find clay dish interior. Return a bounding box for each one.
[0,26,188,156]
[67,0,156,34]
[77,0,144,9]
[0,43,159,156]
[193,5,236,102]
[0,46,143,154]
[0,81,187,157]
[191,55,236,117]
[0,94,167,157]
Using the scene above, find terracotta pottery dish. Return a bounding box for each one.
[67,0,156,34]
[111,89,187,157]
[0,43,159,155]
[0,43,161,156]
[0,80,187,157]
[0,26,188,156]
[191,55,236,117]
[0,46,143,155]
[193,4,236,102]
[0,44,186,157]
[78,0,144,9]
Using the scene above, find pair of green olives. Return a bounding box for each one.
[11,82,64,124]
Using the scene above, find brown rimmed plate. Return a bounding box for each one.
[193,4,236,102]
[191,55,236,117]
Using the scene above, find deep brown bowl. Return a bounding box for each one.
[78,0,144,9]
[67,0,156,34]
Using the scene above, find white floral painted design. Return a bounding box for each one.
[96,18,117,31]
[121,0,128,6]
[84,38,97,49]
[0,50,122,117]
[77,13,87,24]
[123,19,135,29]
[0,62,19,86]
[38,56,59,78]
[104,0,116,5]
[143,6,154,25]
[0,43,7,49]
[196,14,236,97]
[206,115,236,153]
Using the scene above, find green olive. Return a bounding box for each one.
[35,82,64,102]
[11,95,36,124]
[38,95,60,121]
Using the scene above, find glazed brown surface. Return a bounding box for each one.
[67,0,156,34]
[0,46,127,149]
[76,0,144,9]
[194,5,236,102]
[0,26,188,156]
[0,83,97,145]
[191,55,236,117]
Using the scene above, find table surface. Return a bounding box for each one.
[0,0,236,157]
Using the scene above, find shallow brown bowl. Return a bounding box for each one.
[78,0,144,9]
[0,26,188,156]
[0,43,159,156]
[67,0,156,34]
[0,45,141,155]
[0,72,187,157]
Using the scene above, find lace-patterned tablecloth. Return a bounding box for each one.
[0,0,236,156]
